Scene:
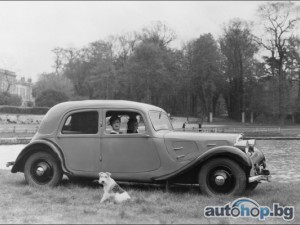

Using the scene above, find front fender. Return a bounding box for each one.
[152,145,252,181]
[11,139,72,175]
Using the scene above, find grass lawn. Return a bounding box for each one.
[0,169,299,224]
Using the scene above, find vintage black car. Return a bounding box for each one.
[7,100,270,196]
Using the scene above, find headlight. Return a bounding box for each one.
[235,133,244,143]
[234,139,249,153]
[248,139,256,148]
[234,138,256,155]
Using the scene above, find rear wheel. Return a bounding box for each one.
[24,152,63,187]
[198,158,246,196]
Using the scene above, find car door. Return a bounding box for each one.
[56,110,101,172]
[100,109,160,173]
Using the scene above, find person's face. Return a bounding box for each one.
[129,121,138,131]
[111,119,120,131]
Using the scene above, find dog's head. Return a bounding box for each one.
[98,172,112,186]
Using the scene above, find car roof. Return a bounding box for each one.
[38,100,165,134]
[52,100,164,113]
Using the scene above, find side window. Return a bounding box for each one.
[105,111,146,135]
[62,111,98,134]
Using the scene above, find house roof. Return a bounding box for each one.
[0,69,16,77]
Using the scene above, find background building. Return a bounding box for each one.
[0,69,16,93]
[14,77,35,106]
[0,69,35,106]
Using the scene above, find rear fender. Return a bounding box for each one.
[11,139,72,175]
[153,146,252,181]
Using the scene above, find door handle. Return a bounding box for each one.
[176,155,185,160]
[207,143,217,147]
[173,147,184,151]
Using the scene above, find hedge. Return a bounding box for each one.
[0,105,50,115]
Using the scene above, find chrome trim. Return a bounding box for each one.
[36,167,45,176]
[176,155,185,160]
[248,139,256,147]
[235,133,244,143]
[215,175,226,186]
[207,143,217,147]
[6,161,15,167]
[234,140,249,153]
[248,175,271,183]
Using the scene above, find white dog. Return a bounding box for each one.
[98,172,130,203]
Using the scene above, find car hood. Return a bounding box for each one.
[163,131,240,145]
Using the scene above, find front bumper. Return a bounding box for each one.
[235,138,271,184]
[249,174,271,183]
[6,161,15,167]
[248,147,271,183]
[248,169,271,183]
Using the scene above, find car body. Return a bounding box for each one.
[8,100,270,196]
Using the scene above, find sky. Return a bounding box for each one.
[0,1,288,82]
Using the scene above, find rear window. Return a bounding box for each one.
[61,111,98,134]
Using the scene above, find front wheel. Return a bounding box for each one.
[24,152,63,187]
[198,158,246,196]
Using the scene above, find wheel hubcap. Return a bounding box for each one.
[214,170,228,186]
[215,175,225,186]
[207,167,235,194]
[36,166,46,176]
[31,161,53,184]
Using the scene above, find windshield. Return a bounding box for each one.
[149,111,173,131]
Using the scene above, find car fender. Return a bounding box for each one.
[152,145,252,181]
[11,139,72,175]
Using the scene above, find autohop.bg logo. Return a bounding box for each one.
[204,197,294,221]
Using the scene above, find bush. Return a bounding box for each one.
[26,101,34,107]
[69,95,89,101]
[0,92,22,106]
[0,106,49,115]
[295,113,300,124]
[35,89,69,107]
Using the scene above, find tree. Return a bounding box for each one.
[108,32,139,100]
[184,33,224,121]
[255,1,300,124]
[220,19,259,121]
[84,41,116,99]
[35,89,69,107]
[109,32,138,70]
[53,47,87,97]
[58,40,116,99]
[52,47,78,77]
[126,41,168,103]
[111,21,178,104]
[123,22,178,106]
[139,21,177,48]
[33,72,74,99]
[287,36,300,122]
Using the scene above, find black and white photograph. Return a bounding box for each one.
[0,1,299,224]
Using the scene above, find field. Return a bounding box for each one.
[1,114,300,224]
[0,169,299,224]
